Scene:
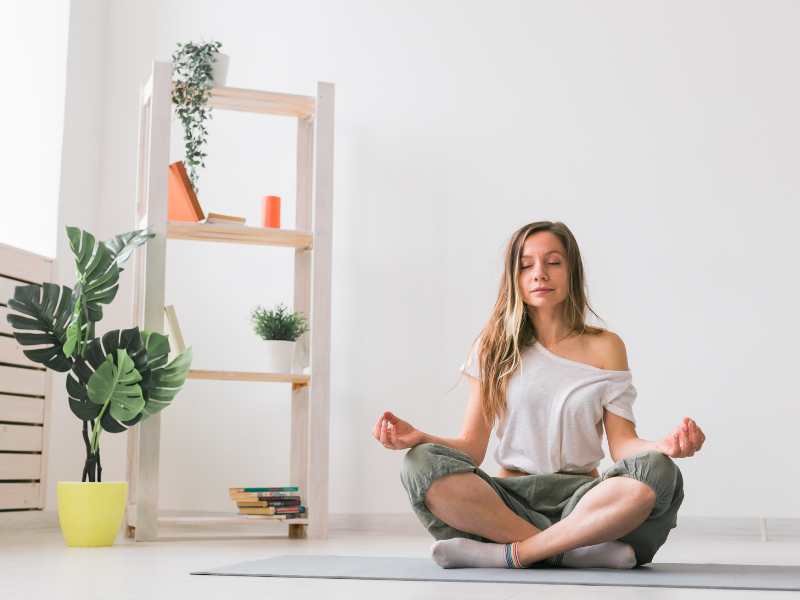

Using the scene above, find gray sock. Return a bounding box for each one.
[431,538,523,569]
[561,541,637,569]
[431,537,637,570]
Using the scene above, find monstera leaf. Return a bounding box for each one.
[141,330,170,370]
[67,328,147,431]
[85,349,144,452]
[6,283,75,372]
[104,228,155,270]
[141,346,193,418]
[135,330,193,420]
[66,327,192,433]
[63,226,120,357]
[88,350,144,421]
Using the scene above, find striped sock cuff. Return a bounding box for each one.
[504,542,524,568]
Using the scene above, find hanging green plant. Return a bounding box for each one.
[171,40,223,193]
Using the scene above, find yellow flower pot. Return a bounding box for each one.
[57,481,128,547]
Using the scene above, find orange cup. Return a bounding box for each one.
[262,195,281,228]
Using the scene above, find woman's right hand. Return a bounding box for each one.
[373,411,424,450]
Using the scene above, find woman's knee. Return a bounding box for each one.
[631,451,684,513]
[399,443,476,505]
[400,443,435,491]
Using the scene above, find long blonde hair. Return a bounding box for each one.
[465,221,606,428]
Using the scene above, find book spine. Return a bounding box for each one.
[275,506,306,514]
[230,493,302,501]
[239,508,277,515]
[236,499,302,507]
[230,486,300,493]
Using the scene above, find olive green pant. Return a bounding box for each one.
[400,443,684,567]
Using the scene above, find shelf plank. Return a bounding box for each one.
[167,221,313,249]
[158,515,309,525]
[208,86,315,118]
[188,369,310,386]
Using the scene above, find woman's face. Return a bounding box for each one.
[517,231,569,308]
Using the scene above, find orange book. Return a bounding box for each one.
[168,161,204,221]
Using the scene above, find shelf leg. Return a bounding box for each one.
[288,524,307,539]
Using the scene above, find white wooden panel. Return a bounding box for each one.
[0,365,45,396]
[307,81,334,540]
[0,453,41,479]
[133,60,172,542]
[37,370,52,508]
[0,335,37,368]
[0,276,24,306]
[0,423,43,451]
[0,307,11,334]
[0,394,44,423]
[291,115,314,509]
[0,243,52,283]
[0,482,40,509]
[0,243,52,511]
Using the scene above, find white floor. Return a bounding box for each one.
[2,513,800,600]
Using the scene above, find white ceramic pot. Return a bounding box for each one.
[211,53,230,86]
[264,340,295,373]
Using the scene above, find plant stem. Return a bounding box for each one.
[81,420,91,482]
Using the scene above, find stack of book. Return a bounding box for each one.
[229,485,307,520]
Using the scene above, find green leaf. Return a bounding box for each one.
[65,226,121,355]
[67,372,100,420]
[67,227,120,306]
[141,330,170,370]
[86,350,144,423]
[104,229,155,270]
[141,347,193,418]
[66,328,147,428]
[6,283,75,371]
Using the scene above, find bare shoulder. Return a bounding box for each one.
[592,330,629,371]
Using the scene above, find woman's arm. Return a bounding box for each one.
[414,431,485,464]
[600,333,705,461]
[374,376,491,465]
[605,410,706,461]
[416,376,492,464]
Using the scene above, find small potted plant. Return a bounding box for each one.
[5,226,193,547]
[171,40,227,194]
[251,303,309,373]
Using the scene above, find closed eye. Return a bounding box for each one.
[521,262,561,269]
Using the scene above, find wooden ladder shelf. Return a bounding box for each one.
[125,61,333,541]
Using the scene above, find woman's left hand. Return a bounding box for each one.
[656,417,705,458]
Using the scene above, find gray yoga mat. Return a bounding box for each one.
[191,554,800,591]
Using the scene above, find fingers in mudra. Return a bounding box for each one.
[687,418,705,450]
[667,417,705,457]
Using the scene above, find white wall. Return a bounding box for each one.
[0,1,69,256]
[44,0,112,509]
[52,0,800,520]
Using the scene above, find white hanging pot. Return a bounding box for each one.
[263,339,295,373]
[211,52,230,86]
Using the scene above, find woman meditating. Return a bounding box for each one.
[372,220,705,570]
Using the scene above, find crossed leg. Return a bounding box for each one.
[425,471,541,541]
[425,471,656,567]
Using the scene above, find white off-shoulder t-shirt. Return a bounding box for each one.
[459,338,637,475]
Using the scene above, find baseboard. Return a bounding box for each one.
[331,514,800,540]
[2,509,799,540]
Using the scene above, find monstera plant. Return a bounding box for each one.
[4,226,193,483]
